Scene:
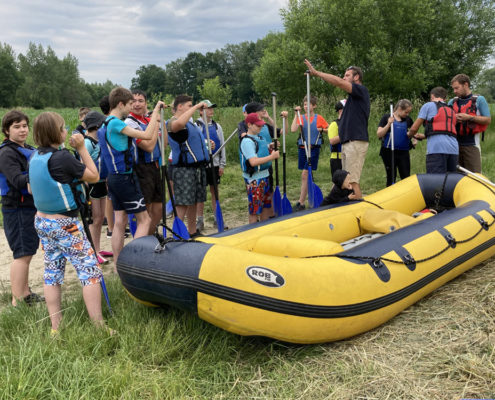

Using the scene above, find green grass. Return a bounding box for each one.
[1,105,495,399]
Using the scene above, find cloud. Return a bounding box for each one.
[0,0,286,86]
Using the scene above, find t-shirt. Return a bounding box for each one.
[447,94,491,146]
[84,138,100,163]
[339,83,370,143]
[417,102,458,155]
[327,120,340,159]
[240,134,270,181]
[106,117,129,151]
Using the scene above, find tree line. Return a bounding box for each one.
[1,0,495,109]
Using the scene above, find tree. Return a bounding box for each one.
[0,43,21,107]
[475,66,495,102]
[197,76,232,107]
[131,64,167,98]
[254,0,495,102]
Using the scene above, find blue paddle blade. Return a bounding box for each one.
[273,186,282,217]
[128,213,137,237]
[99,275,113,315]
[215,200,224,232]
[162,225,167,238]
[173,217,190,240]
[282,193,292,215]
[313,183,323,208]
[307,167,315,208]
[166,199,173,215]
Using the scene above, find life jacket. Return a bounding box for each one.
[168,121,209,167]
[29,149,84,214]
[97,116,134,174]
[424,102,457,138]
[383,118,410,150]
[451,95,487,136]
[126,115,161,164]
[298,114,322,147]
[239,135,271,177]
[329,119,342,156]
[84,136,108,180]
[196,119,221,156]
[0,141,34,197]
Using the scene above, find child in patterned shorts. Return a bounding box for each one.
[29,111,110,335]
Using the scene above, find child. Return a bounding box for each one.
[327,100,346,176]
[98,87,164,265]
[321,169,356,205]
[291,95,329,211]
[72,107,91,135]
[82,111,111,264]
[29,111,107,334]
[0,110,44,306]
[239,113,280,223]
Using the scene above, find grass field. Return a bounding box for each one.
[0,103,494,399]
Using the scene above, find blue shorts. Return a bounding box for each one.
[245,177,272,215]
[34,216,102,286]
[2,207,39,259]
[298,146,320,170]
[107,172,147,214]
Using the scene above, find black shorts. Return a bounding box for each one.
[205,166,221,186]
[134,162,163,204]
[88,181,108,199]
[2,207,39,259]
[107,172,147,214]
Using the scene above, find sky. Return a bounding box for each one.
[1,0,287,87]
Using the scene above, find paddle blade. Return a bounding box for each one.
[273,186,282,217]
[173,217,190,240]
[282,193,293,215]
[162,224,167,238]
[307,167,315,208]
[215,200,224,233]
[166,199,173,215]
[127,213,137,237]
[313,183,323,208]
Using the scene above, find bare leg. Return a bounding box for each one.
[111,211,127,271]
[351,182,362,199]
[134,211,151,239]
[209,185,216,212]
[196,202,205,218]
[260,206,272,222]
[44,284,62,331]
[105,197,114,233]
[82,283,104,326]
[298,169,309,204]
[248,213,259,224]
[186,204,197,234]
[89,197,105,254]
[11,255,33,306]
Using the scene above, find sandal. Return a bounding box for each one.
[23,291,45,305]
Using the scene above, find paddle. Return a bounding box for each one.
[213,128,238,158]
[281,114,292,215]
[389,101,395,184]
[203,109,224,232]
[127,213,137,237]
[157,105,167,239]
[271,92,282,217]
[457,165,495,188]
[305,71,323,208]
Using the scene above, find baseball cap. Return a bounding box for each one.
[245,102,264,114]
[83,111,106,130]
[201,99,217,108]
[245,113,265,126]
[242,103,248,113]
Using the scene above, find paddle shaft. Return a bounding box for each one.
[159,106,167,233]
[212,128,238,157]
[389,102,395,184]
[457,165,495,188]
[282,116,287,194]
[203,109,220,202]
[271,93,279,187]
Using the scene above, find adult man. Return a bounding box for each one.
[304,60,370,199]
[195,99,226,231]
[448,74,491,173]
[408,87,458,174]
[125,89,165,235]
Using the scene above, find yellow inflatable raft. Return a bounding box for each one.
[117,173,495,343]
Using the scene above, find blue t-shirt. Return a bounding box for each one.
[339,83,370,143]
[106,118,128,151]
[418,102,458,155]
[240,134,270,181]
[448,94,490,146]
[84,138,100,163]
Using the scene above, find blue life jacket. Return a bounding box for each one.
[29,149,83,214]
[84,136,108,180]
[0,141,34,197]
[298,114,322,146]
[168,121,209,166]
[239,135,271,176]
[383,118,410,151]
[127,115,161,164]
[97,116,134,174]
[197,119,221,156]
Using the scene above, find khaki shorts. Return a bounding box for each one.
[342,141,369,183]
[458,145,481,173]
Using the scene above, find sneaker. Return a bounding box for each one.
[106,229,112,238]
[190,230,201,238]
[107,228,129,239]
[196,216,204,232]
[23,291,45,305]
[97,254,108,265]
[294,202,306,212]
[99,250,113,257]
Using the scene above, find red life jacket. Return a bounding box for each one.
[424,101,457,138]
[451,95,487,136]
